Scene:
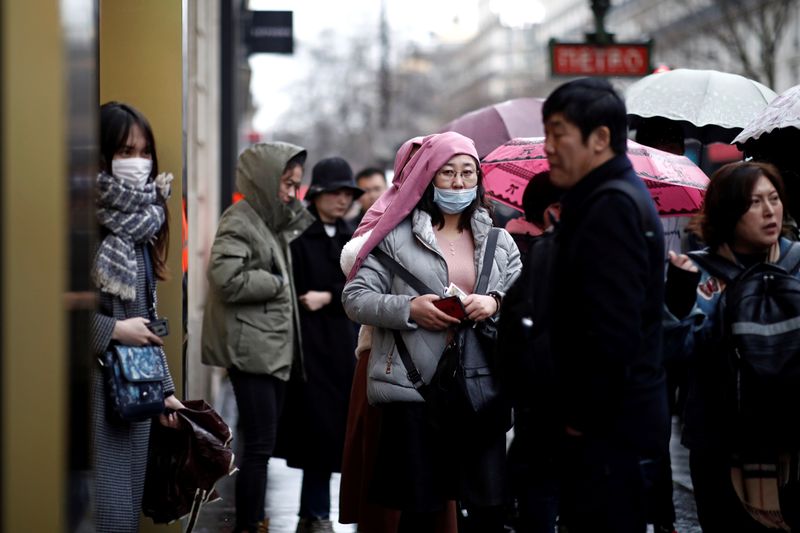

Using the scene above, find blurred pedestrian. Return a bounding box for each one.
[634,116,685,156]
[745,128,800,237]
[349,166,388,228]
[276,157,362,533]
[665,161,800,531]
[502,170,562,533]
[542,78,669,533]
[634,115,688,533]
[342,131,522,533]
[503,170,561,263]
[201,142,314,533]
[92,101,184,532]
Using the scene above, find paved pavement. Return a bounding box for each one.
[669,415,701,533]
[193,377,700,532]
[192,458,357,533]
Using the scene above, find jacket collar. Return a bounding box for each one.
[560,153,633,221]
[281,203,314,244]
[411,207,494,258]
[302,209,352,238]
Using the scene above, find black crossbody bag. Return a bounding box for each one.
[370,229,504,420]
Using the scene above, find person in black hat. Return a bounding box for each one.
[277,157,363,533]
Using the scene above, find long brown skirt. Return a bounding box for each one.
[338,352,457,533]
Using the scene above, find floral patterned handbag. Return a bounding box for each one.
[101,345,166,421]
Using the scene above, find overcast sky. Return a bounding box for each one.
[247,0,544,132]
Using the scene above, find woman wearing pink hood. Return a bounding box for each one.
[342,132,521,532]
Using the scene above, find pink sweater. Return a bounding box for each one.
[434,228,476,294]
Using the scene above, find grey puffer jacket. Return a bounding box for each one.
[342,207,521,404]
[202,142,314,379]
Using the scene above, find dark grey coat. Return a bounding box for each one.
[90,244,175,533]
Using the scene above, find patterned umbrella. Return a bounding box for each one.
[439,97,544,159]
[482,138,709,216]
[626,69,777,144]
[733,84,800,145]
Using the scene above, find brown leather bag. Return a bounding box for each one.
[143,399,236,531]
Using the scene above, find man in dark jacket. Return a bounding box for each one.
[543,78,669,532]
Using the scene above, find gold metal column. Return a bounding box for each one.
[1,1,68,531]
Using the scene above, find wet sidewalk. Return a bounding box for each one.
[193,376,698,532]
[192,458,356,533]
[192,376,355,533]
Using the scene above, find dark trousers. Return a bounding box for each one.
[689,448,773,533]
[648,451,676,528]
[229,367,286,532]
[458,504,505,533]
[397,510,439,533]
[508,433,559,533]
[299,469,332,520]
[514,476,559,533]
[558,437,649,533]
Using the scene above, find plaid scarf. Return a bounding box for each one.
[93,172,165,301]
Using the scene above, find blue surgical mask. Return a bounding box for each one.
[433,186,477,214]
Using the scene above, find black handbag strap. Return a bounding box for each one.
[370,229,501,400]
[370,247,436,296]
[778,242,800,274]
[687,250,742,283]
[369,247,434,397]
[475,228,500,295]
[392,330,430,399]
[688,242,800,283]
[371,229,501,296]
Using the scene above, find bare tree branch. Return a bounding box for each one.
[672,0,796,86]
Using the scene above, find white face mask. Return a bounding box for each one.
[112,157,153,189]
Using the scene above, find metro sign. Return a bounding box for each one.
[550,40,652,77]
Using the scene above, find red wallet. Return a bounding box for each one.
[432,295,467,320]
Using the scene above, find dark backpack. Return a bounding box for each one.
[689,243,800,451]
[497,179,658,436]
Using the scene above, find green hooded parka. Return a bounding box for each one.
[201,142,314,378]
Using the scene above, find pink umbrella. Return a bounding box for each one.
[482,138,709,216]
[439,98,544,159]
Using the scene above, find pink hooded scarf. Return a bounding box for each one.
[353,135,424,239]
[346,131,480,281]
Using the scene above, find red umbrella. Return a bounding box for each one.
[481,138,709,217]
[439,98,544,159]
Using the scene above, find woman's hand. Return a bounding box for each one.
[668,251,698,273]
[159,395,185,429]
[463,294,498,322]
[299,291,332,311]
[410,294,462,331]
[111,317,163,346]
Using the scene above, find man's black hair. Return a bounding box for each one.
[542,78,628,155]
[355,167,386,183]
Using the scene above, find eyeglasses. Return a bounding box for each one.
[436,168,478,184]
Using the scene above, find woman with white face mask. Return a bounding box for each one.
[91,102,184,532]
[342,132,521,532]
